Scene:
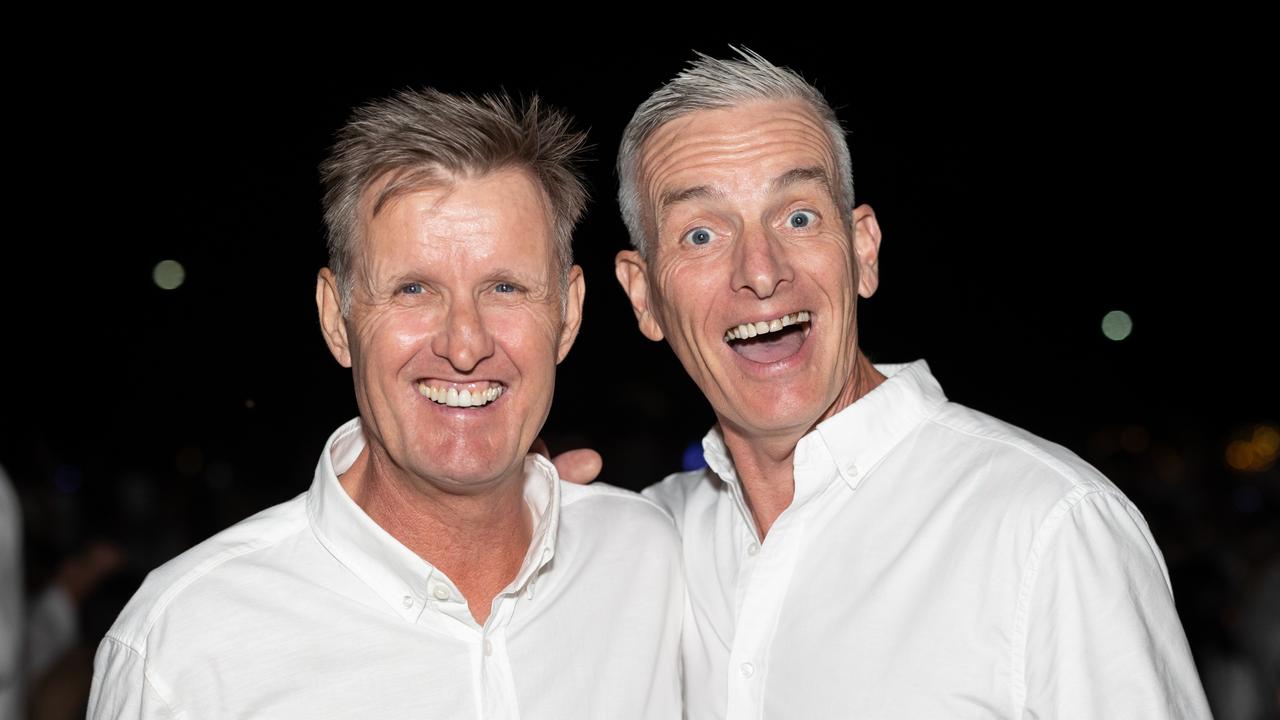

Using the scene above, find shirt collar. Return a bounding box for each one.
[306,418,561,622]
[702,360,947,497]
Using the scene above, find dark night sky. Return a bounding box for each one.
[3,28,1274,564]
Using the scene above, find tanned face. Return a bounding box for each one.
[320,168,583,496]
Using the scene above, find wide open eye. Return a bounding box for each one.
[786,210,818,229]
[683,227,717,246]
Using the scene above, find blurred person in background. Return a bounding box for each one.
[1,464,19,719]
[1,460,126,720]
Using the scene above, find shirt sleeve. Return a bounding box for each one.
[640,474,693,533]
[1019,489,1212,719]
[88,636,180,720]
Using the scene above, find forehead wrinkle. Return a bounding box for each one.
[648,107,832,161]
[647,142,835,227]
[769,166,832,194]
[658,184,725,225]
[640,102,840,237]
[646,127,834,193]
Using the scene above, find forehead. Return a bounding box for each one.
[360,167,555,262]
[639,99,838,203]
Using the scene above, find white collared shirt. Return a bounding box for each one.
[89,419,683,719]
[647,361,1211,719]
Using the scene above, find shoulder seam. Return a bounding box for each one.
[563,483,678,527]
[130,522,310,643]
[96,635,184,717]
[1007,481,1127,714]
[99,632,144,658]
[926,413,1098,490]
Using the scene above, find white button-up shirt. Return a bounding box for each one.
[89,419,684,719]
[647,361,1211,719]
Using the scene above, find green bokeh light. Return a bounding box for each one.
[1101,310,1132,341]
[153,260,185,290]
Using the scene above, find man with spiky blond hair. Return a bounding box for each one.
[89,88,683,720]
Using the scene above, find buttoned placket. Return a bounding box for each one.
[409,559,550,720]
[724,441,847,720]
[305,424,582,719]
[475,593,520,720]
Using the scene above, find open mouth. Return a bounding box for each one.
[416,381,506,408]
[724,311,811,364]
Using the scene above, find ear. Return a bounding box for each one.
[316,268,353,368]
[614,250,665,342]
[556,265,586,363]
[852,204,883,298]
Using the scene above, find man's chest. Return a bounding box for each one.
[681,484,1027,719]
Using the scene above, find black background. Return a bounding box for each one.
[3,24,1275,705]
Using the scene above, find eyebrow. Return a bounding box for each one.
[660,166,832,208]
[657,184,723,221]
[769,166,832,194]
[655,166,836,226]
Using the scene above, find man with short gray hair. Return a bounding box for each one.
[88,88,684,719]
[611,50,1211,718]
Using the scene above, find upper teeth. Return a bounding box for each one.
[417,383,505,408]
[724,311,810,342]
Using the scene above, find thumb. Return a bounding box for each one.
[553,448,603,485]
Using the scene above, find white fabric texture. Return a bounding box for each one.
[89,418,683,719]
[646,360,1211,719]
[0,465,21,720]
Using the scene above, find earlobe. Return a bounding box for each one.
[852,204,883,298]
[316,268,353,368]
[614,250,665,342]
[556,265,586,363]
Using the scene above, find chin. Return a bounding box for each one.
[410,439,522,487]
[726,393,825,432]
[419,461,517,493]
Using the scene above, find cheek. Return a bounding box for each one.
[654,261,717,331]
[804,238,858,297]
[353,313,434,368]
[487,308,563,361]
[807,231,857,266]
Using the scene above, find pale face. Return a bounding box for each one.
[616,100,881,443]
[319,168,583,496]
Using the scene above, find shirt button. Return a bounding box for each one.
[401,595,413,609]
[740,662,755,678]
[483,639,493,656]
[747,542,760,556]
[432,585,450,601]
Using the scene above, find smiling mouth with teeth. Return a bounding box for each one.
[724,311,811,364]
[724,311,810,341]
[416,382,506,408]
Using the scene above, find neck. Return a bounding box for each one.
[720,352,886,538]
[339,446,533,625]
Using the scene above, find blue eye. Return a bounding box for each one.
[787,210,817,229]
[683,227,716,246]
[494,282,517,294]
[400,282,423,295]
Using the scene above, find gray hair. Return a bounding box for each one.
[616,48,854,257]
[321,88,589,314]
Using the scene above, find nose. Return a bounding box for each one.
[731,225,792,299]
[431,296,495,373]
